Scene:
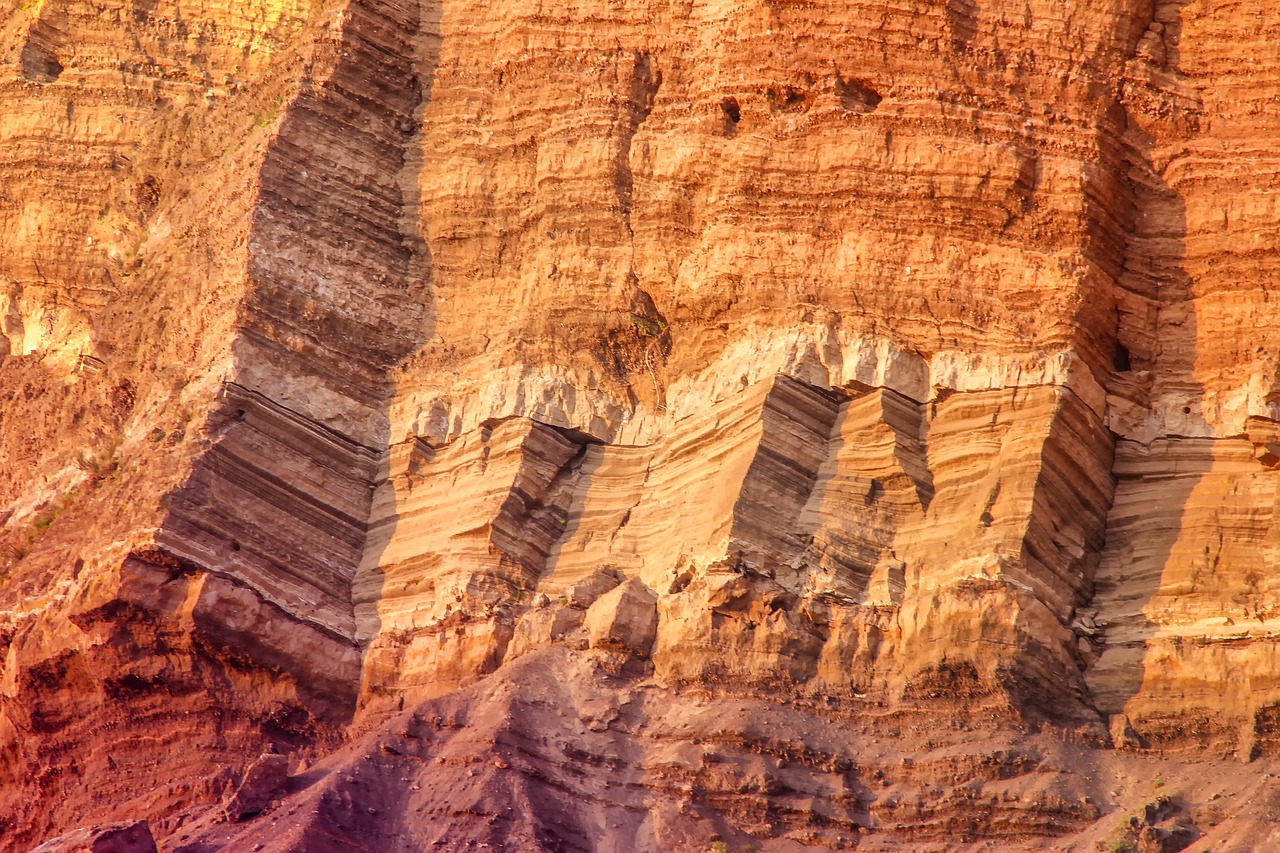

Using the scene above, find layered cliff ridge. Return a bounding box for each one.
[3,0,1280,850]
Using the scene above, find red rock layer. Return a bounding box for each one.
[1,0,1280,850]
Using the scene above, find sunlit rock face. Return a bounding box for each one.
[3,0,1280,849]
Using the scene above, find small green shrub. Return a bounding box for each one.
[253,95,285,128]
[631,313,668,337]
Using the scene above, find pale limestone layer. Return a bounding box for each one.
[355,375,1110,720]
[393,328,1109,447]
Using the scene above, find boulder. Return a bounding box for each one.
[584,578,658,656]
[225,753,291,821]
[31,821,157,853]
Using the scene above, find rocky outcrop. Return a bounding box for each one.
[584,577,658,656]
[32,821,157,853]
[3,0,1280,849]
[350,373,1110,725]
[223,753,291,822]
[1083,0,1280,759]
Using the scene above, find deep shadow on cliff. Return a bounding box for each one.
[1086,0,1219,753]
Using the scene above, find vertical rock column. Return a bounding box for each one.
[143,0,441,718]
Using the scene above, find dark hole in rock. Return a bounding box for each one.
[118,674,150,692]
[1113,342,1131,372]
[836,75,882,113]
[105,673,153,699]
[720,96,741,124]
[766,85,808,113]
[231,541,242,552]
[133,0,160,23]
[20,36,63,83]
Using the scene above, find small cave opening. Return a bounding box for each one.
[765,85,809,113]
[105,673,153,699]
[836,75,882,113]
[720,96,741,125]
[1113,341,1132,372]
[864,477,884,505]
[20,35,63,84]
[132,0,160,24]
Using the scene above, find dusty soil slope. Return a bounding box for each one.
[2,0,1280,850]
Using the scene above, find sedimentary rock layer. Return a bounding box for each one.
[352,374,1112,725]
[2,0,1280,849]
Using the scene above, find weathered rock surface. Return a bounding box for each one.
[585,577,658,656]
[2,0,1280,849]
[223,754,290,822]
[31,821,158,853]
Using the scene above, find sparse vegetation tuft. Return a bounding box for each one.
[631,312,668,337]
[38,491,77,531]
[3,490,78,566]
[253,95,285,128]
[76,443,120,483]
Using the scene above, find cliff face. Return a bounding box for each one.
[3,0,1280,850]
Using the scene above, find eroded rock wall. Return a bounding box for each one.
[353,372,1112,728]
[1085,0,1280,757]
[2,0,1280,849]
